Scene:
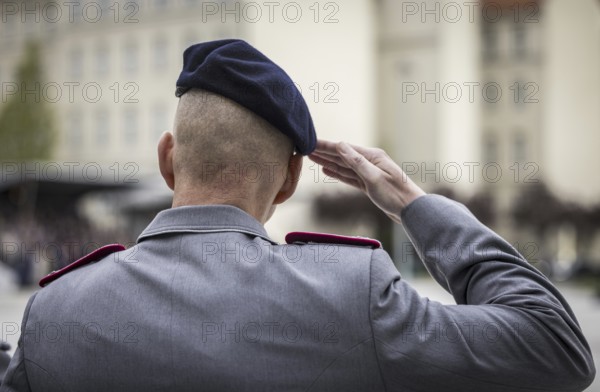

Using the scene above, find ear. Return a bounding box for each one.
[273,153,303,205]
[158,131,176,191]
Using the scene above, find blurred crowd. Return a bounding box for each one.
[0,208,131,288]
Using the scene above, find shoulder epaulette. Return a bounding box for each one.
[285,231,381,249]
[39,244,126,287]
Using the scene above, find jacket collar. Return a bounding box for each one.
[137,204,277,245]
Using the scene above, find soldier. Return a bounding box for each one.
[0,39,595,391]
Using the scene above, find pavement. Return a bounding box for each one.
[1,278,600,390]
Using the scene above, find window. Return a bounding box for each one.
[122,42,138,75]
[481,22,498,62]
[152,36,168,71]
[95,110,109,146]
[483,132,498,164]
[123,109,138,144]
[43,11,58,34]
[24,12,38,35]
[69,47,83,78]
[3,11,17,44]
[512,79,526,108]
[483,80,500,111]
[95,45,109,77]
[513,23,527,59]
[152,105,169,140]
[512,132,527,163]
[68,112,84,148]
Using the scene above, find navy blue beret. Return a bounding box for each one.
[175,39,316,155]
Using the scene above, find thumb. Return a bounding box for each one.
[337,142,380,180]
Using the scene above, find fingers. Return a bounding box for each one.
[322,166,363,190]
[336,142,381,182]
[311,139,426,216]
[313,139,341,155]
[313,139,403,178]
[309,153,357,179]
[311,139,387,190]
[314,139,382,161]
[310,152,365,189]
[309,151,344,168]
[311,140,378,173]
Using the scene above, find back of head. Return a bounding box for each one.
[173,89,294,199]
[167,39,315,218]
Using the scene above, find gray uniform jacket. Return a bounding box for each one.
[0,195,595,391]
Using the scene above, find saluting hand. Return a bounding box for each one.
[309,139,426,224]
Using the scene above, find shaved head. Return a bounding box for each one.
[172,89,295,202]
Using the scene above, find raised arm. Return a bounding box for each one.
[310,140,595,391]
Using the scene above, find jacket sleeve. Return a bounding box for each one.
[0,293,37,392]
[369,194,595,392]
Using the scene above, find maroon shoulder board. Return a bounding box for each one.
[285,231,381,249]
[39,244,126,287]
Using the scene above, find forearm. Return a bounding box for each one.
[401,195,564,306]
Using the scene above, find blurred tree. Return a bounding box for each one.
[465,192,496,226]
[512,182,600,278]
[0,40,56,161]
[313,185,498,255]
[429,186,496,226]
[512,182,600,242]
[512,182,565,236]
[313,191,392,249]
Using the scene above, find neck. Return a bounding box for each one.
[171,185,274,224]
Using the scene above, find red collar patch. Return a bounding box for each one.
[39,244,126,287]
[285,231,381,249]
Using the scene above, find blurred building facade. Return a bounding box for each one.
[2,0,600,272]
[0,0,377,244]
[1,0,244,171]
[377,0,600,272]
